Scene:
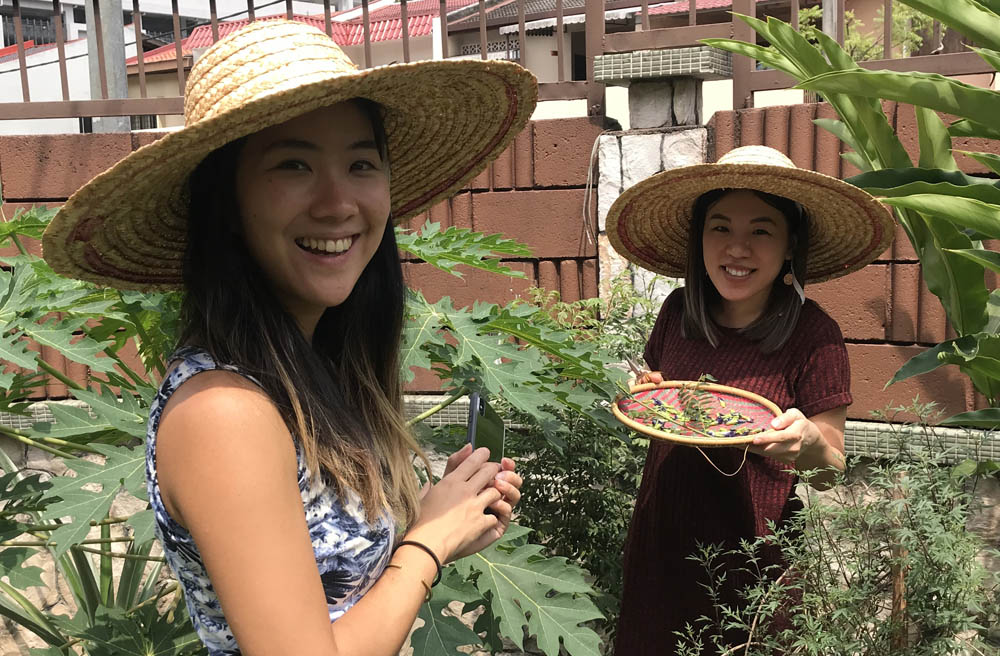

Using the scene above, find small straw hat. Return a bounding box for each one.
[606,145,894,284]
[42,19,538,291]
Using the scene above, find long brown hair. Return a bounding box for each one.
[180,99,428,526]
[682,187,810,354]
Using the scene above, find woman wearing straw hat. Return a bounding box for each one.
[606,145,893,654]
[43,20,535,656]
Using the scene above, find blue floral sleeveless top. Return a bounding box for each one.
[145,348,395,655]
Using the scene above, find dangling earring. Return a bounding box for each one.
[783,261,805,305]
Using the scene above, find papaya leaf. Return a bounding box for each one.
[402,290,448,382]
[881,195,1000,240]
[798,69,1000,129]
[0,547,45,589]
[410,568,483,656]
[0,206,55,240]
[29,403,116,440]
[125,509,155,547]
[894,0,1000,52]
[454,537,603,656]
[951,458,978,479]
[940,408,1000,428]
[37,445,146,558]
[76,606,204,656]
[22,317,117,374]
[915,106,957,170]
[69,388,147,439]
[0,331,36,370]
[396,222,531,279]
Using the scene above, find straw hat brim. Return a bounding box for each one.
[43,59,537,291]
[606,161,895,284]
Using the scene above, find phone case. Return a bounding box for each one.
[467,392,505,461]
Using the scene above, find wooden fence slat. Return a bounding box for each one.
[401,0,410,62]
[883,0,892,58]
[688,0,695,26]
[556,0,564,81]
[171,0,185,95]
[324,0,333,37]
[52,0,70,100]
[479,0,488,60]
[518,0,526,67]
[132,0,147,98]
[439,0,449,58]
[0,98,184,121]
[247,0,255,21]
[92,0,109,99]
[286,0,294,20]
[210,0,220,42]
[362,0,373,68]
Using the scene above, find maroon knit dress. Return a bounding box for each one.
[614,289,852,655]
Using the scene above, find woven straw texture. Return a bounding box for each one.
[42,20,538,291]
[606,145,895,284]
[613,381,781,448]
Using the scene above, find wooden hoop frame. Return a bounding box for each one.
[612,380,782,448]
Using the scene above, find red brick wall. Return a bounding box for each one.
[0,117,602,398]
[708,102,1000,420]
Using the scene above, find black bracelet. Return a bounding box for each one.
[393,540,443,587]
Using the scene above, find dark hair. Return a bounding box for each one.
[682,187,810,353]
[178,98,426,525]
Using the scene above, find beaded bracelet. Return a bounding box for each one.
[393,540,443,587]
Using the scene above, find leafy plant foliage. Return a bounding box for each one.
[0,207,607,654]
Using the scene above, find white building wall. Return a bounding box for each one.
[0,24,137,135]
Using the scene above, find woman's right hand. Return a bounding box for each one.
[634,370,664,386]
[403,446,503,564]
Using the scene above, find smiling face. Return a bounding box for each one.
[234,101,391,335]
[701,189,791,327]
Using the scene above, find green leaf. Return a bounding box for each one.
[0,547,45,589]
[955,149,1000,176]
[915,106,957,170]
[29,402,116,440]
[944,248,1000,275]
[949,118,1000,141]
[0,206,56,241]
[894,0,1000,52]
[970,45,1000,72]
[402,290,448,382]
[126,509,155,546]
[396,222,531,279]
[886,336,974,387]
[411,568,483,655]
[940,408,1000,429]
[0,331,37,369]
[69,388,147,439]
[22,317,117,374]
[798,69,1000,130]
[847,168,1000,204]
[454,536,603,656]
[881,195,1000,240]
[37,445,146,558]
[77,606,204,656]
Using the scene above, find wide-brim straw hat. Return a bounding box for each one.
[42,19,538,291]
[606,145,894,284]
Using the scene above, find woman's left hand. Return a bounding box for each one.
[748,408,822,464]
[440,444,523,558]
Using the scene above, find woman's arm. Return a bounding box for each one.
[748,406,847,490]
[157,371,509,656]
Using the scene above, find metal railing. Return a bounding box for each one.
[0,0,994,125]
